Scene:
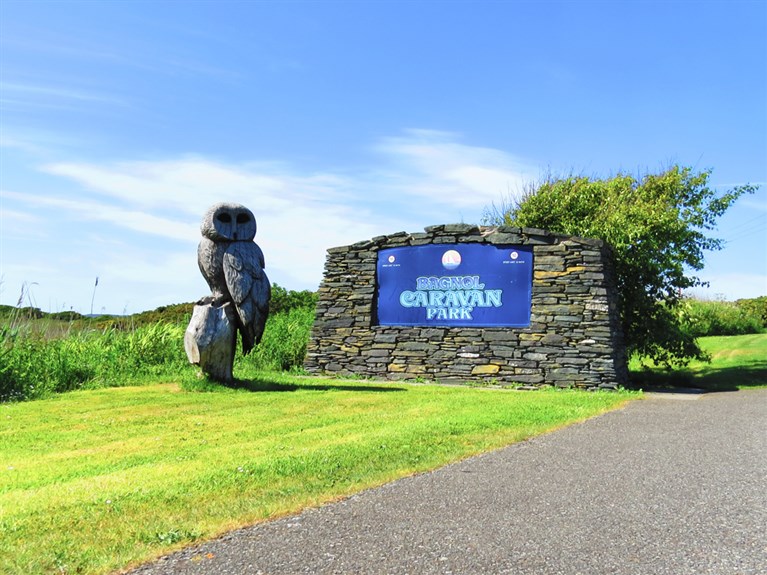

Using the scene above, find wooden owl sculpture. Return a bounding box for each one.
[197,202,270,354]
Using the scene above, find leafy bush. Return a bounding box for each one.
[484,166,757,366]
[269,283,318,315]
[46,310,85,321]
[736,296,767,328]
[95,303,194,330]
[0,305,44,320]
[681,298,765,338]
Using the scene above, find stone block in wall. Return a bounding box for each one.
[306,225,627,389]
[472,364,500,375]
[504,358,539,368]
[485,233,523,244]
[457,235,487,243]
[443,223,480,234]
[508,374,545,384]
[522,235,557,245]
[489,347,520,359]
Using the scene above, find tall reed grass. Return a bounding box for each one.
[0,305,317,403]
[0,323,187,402]
[241,306,315,372]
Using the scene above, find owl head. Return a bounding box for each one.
[200,202,257,242]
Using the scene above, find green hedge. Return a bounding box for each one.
[682,297,766,338]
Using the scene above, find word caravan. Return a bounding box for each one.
[398,275,502,321]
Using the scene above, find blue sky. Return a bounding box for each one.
[1,0,765,315]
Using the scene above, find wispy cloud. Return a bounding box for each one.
[2,130,541,310]
[1,82,123,104]
[375,129,539,209]
[0,207,42,224]
[41,158,358,216]
[740,196,767,213]
[15,129,539,215]
[0,206,46,242]
[0,82,130,117]
[1,190,197,241]
[2,23,241,81]
[0,81,130,118]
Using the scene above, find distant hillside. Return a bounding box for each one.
[0,302,195,332]
[0,284,317,333]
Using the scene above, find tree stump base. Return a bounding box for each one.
[184,302,238,382]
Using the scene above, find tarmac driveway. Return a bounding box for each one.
[128,389,767,575]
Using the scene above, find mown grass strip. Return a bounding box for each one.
[0,375,636,575]
[629,333,767,390]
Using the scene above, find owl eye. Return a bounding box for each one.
[236,214,250,224]
[216,213,232,223]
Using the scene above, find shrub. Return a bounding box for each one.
[682,298,764,338]
[484,165,757,366]
[0,305,44,320]
[47,310,85,322]
[269,284,318,315]
[736,296,767,329]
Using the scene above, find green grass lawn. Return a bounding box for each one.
[0,375,636,575]
[629,333,767,391]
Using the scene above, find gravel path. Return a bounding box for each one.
[128,389,767,575]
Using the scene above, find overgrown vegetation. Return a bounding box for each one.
[681,296,765,338]
[0,284,317,402]
[484,165,758,367]
[2,274,763,403]
[0,322,187,402]
[0,378,636,575]
[268,283,318,314]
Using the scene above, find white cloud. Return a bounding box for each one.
[0,206,46,243]
[375,129,539,208]
[41,158,357,217]
[740,196,767,213]
[1,191,198,241]
[1,82,122,104]
[0,207,41,224]
[2,130,540,312]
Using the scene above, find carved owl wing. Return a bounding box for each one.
[223,241,271,355]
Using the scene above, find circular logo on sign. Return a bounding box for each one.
[442,249,462,270]
[510,251,519,260]
[388,255,396,263]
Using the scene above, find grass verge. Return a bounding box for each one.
[0,375,637,575]
[629,333,767,391]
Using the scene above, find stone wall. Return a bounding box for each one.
[304,224,628,389]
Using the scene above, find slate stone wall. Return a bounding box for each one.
[304,224,628,389]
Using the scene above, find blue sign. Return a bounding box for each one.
[376,244,533,327]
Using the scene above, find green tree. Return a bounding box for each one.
[484,165,757,366]
[268,283,318,315]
